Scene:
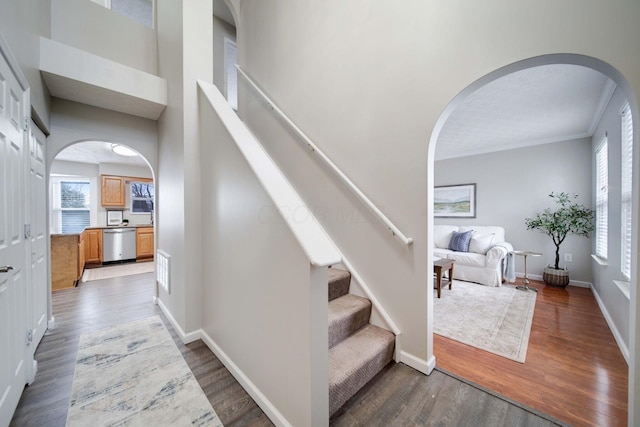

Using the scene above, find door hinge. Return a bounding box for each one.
[26,329,33,345]
[23,116,30,132]
[24,224,31,239]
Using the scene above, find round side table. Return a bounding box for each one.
[511,251,542,292]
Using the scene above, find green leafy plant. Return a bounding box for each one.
[525,192,595,270]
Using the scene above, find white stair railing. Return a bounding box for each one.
[236,65,414,246]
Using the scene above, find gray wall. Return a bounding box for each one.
[435,139,594,283]
[591,87,631,357]
[0,0,52,128]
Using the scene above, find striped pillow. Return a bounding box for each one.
[448,230,474,252]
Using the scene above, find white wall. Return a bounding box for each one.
[435,139,593,283]
[51,0,157,74]
[235,0,640,400]
[591,87,631,356]
[156,0,212,334]
[0,0,51,128]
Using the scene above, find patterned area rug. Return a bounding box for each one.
[434,280,536,363]
[66,316,223,426]
[82,261,154,282]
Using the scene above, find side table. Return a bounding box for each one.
[511,250,542,292]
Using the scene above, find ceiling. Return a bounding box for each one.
[213,0,236,27]
[435,64,616,160]
[55,141,148,167]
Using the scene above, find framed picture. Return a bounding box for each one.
[434,184,476,218]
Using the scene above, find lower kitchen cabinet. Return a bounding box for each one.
[83,228,103,264]
[136,227,154,259]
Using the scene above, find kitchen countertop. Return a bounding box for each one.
[85,224,154,229]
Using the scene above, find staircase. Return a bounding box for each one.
[328,268,395,416]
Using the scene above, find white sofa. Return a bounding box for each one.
[434,225,513,287]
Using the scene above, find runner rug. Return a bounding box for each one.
[434,280,536,363]
[82,261,154,282]
[66,316,222,426]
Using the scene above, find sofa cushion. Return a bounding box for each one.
[459,226,505,243]
[446,251,486,267]
[469,232,495,255]
[434,225,458,249]
[448,230,473,252]
[434,248,454,259]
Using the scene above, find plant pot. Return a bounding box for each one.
[543,266,569,288]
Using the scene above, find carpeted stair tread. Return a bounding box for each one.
[328,294,372,348]
[328,324,395,416]
[328,268,351,301]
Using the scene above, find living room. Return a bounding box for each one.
[432,63,630,425]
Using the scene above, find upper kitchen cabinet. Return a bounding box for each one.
[101,175,125,206]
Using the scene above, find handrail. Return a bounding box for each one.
[236,66,414,246]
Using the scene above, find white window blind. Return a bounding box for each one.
[60,181,90,234]
[621,104,633,279]
[595,138,608,259]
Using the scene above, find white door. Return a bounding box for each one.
[28,123,47,358]
[0,44,29,426]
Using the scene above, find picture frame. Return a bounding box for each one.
[434,183,476,218]
[106,210,123,226]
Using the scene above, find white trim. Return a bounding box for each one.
[591,284,630,364]
[0,29,30,90]
[156,298,201,344]
[199,330,292,427]
[591,253,608,266]
[587,79,617,135]
[400,351,435,375]
[515,272,591,288]
[614,280,631,300]
[47,316,56,330]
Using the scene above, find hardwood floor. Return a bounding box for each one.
[11,272,611,426]
[434,280,628,427]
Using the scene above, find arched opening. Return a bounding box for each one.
[213,0,238,110]
[427,54,638,425]
[49,140,156,291]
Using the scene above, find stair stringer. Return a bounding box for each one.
[332,256,402,362]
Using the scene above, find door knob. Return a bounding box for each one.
[0,265,14,273]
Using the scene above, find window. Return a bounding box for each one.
[595,138,608,259]
[621,104,633,279]
[130,181,154,214]
[91,0,153,28]
[58,181,90,234]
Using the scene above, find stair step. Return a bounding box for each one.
[328,268,351,301]
[328,294,372,348]
[328,324,395,416]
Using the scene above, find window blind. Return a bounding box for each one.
[595,138,608,259]
[621,104,633,279]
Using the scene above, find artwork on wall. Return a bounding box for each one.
[434,183,476,218]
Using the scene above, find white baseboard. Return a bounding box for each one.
[590,285,630,364]
[156,298,202,344]
[400,351,434,375]
[199,330,291,427]
[515,272,591,288]
[47,316,56,330]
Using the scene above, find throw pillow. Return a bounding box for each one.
[448,230,473,252]
[469,233,495,255]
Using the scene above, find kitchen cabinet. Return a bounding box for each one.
[101,175,125,207]
[51,234,82,291]
[136,227,154,259]
[83,228,103,264]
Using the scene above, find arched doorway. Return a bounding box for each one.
[49,140,156,290]
[427,54,639,425]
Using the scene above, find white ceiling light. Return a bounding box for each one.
[111,144,138,157]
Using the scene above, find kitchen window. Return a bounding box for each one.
[130,181,154,214]
[53,179,91,234]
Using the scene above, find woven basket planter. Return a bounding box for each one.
[543,266,569,288]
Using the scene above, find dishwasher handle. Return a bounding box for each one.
[103,228,136,234]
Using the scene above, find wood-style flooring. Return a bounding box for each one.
[10,271,612,426]
[434,279,629,427]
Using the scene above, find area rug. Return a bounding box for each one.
[434,280,536,363]
[82,261,154,282]
[66,316,223,426]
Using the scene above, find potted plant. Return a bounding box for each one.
[524,192,594,287]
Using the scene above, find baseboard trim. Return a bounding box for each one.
[590,285,630,364]
[199,330,291,427]
[47,316,56,330]
[515,273,591,288]
[156,298,202,344]
[400,351,434,375]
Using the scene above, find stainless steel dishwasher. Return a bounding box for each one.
[102,228,137,262]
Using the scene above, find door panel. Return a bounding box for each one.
[0,47,28,426]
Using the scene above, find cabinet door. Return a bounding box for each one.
[101,175,125,206]
[136,228,154,259]
[85,229,103,264]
